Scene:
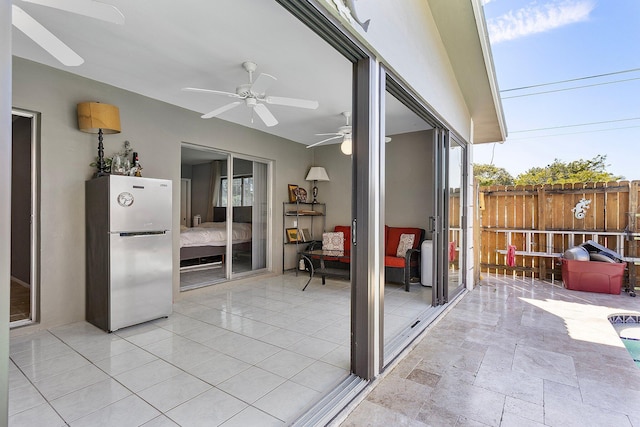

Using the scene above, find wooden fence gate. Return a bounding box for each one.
[476,180,640,291]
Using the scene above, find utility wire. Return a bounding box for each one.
[511,117,640,133]
[501,77,640,99]
[507,124,640,141]
[500,67,640,92]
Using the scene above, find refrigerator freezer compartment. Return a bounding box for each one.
[108,232,172,331]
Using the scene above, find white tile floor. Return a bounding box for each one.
[8,272,434,426]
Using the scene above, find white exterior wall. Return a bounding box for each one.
[319,0,473,142]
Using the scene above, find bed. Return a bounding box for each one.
[180,206,252,263]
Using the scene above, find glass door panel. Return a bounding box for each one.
[447,140,465,300]
[382,89,439,360]
[230,157,268,275]
[179,147,229,290]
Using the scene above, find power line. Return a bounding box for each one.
[506,124,640,141]
[500,67,640,92]
[501,77,640,99]
[511,117,640,133]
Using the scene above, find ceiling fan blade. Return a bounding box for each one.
[253,103,278,127]
[250,73,276,95]
[315,132,341,136]
[12,5,84,66]
[266,96,319,110]
[306,135,342,148]
[201,101,242,119]
[182,87,242,98]
[22,0,125,25]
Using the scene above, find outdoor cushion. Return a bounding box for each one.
[396,233,415,258]
[386,227,422,256]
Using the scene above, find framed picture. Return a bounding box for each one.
[294,187,307,203]
[300,228,311,242]
[288,184,299,203]
[286,228,301,243]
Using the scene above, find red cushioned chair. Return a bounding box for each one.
[384,226,425,291]
[323,225,425,291]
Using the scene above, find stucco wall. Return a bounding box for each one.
[319,0,472,142]
[12,57,315,330]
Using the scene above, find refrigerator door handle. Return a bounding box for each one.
[118,230,169,237]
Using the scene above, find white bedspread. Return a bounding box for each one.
[180,222,252,247]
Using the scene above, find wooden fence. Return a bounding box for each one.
[476,181,640,290]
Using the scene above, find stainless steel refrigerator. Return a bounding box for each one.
[86,175,172,332]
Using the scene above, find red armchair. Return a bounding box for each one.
[323,225,425,291]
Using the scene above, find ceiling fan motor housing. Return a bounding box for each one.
[236,84,253,97]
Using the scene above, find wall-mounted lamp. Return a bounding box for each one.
[77,102,121,177]
[305,166,330,203]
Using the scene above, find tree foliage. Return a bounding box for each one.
[514,155,623,186]
[473,164,515,186]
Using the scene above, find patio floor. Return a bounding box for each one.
[338,274,640,427]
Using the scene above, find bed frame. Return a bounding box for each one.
[180,206,253,262]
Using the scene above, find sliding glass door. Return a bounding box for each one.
[229,156,269,276]
[447,138,466,300]
[180,147,270,289]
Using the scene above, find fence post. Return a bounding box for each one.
[537,185,547,279]
[474,180,482,284]
[629,181,638,292]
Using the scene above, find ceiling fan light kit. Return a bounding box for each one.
[340,137,353,155]
[308,111,392,154]
[182,61,319,127]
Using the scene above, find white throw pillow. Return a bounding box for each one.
[323,232,344,251]
[396,233,415,258]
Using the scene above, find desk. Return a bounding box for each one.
[299,249,350,291]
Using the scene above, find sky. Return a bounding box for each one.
[474,0,640,181]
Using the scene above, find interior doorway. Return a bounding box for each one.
[11,109,38,327]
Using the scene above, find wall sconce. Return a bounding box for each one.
[77,102,121,177]
[305,166,330,203]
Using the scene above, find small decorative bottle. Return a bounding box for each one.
[130,152,143,177]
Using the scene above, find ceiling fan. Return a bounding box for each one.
[307,112,391,155]
[12,0,125,67]
[182,61,319,127]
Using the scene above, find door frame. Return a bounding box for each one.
[11,108,40,328]
[180,178,192,228]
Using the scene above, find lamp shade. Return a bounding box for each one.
[305,166,330,182]
[77,102,121,134]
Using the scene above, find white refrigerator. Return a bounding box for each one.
[86,175,172,332]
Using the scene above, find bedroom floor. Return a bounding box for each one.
[8,273,433,426]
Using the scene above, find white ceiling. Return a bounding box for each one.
[11,0,429,147]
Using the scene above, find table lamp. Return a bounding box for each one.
[78,102,121,177]
[305,166,330,203]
